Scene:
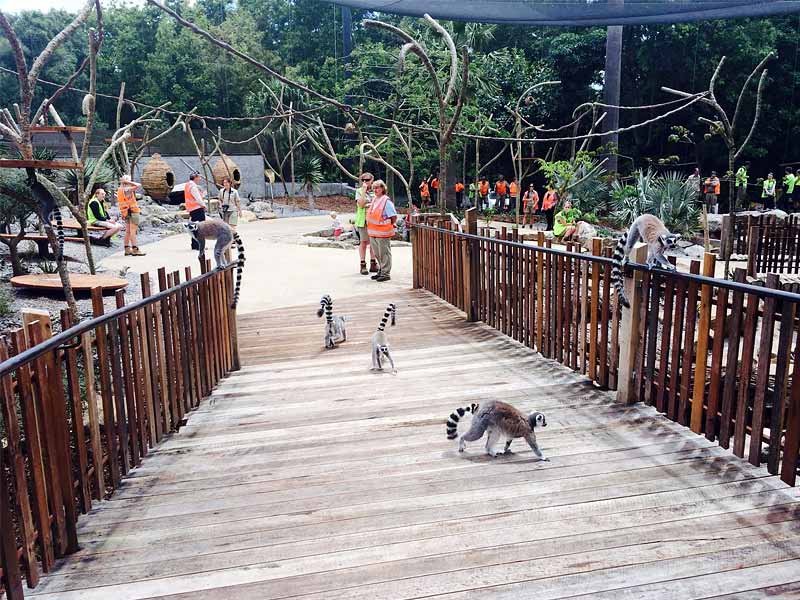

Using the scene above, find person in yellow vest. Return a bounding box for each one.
[356,171,378,275]
[509,177,519,214]
[86,188,123,240]
[455,181,465,209]
[367,179,397,282]
[185,172,207,249]
[419,179,430,207]
[116,174,145,256]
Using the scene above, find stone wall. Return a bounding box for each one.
[134,154,353,199]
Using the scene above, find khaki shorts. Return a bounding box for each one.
[357,225,369,242]
[125,212,140,226]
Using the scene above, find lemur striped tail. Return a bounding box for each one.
[610,233,631,309]
[446,403,480,439]
[231,232,245,309]
[51,208,64,262]
[377,303,396,331]
[317,295,333,322]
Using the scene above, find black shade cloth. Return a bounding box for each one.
[330,1,800,25]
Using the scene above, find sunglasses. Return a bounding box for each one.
[361,178,372,182]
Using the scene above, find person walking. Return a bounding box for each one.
[419,179,431,208]
[185,172,207,249]
[455,181,465,209]
[703,171,720,214]
[117,175,146,256]
[430,174,439,206]
[356,171,378,275]
[735,163,749,209]
[367,179,397,282]
[218,177,242,230]
[86,188,124,240]
[494,175,508,212]
[783,167,797,211]
[479,178,490,210]
[762,172,777,210]
[468,181,477,208]
[541,186,558,231]
[686,167,702,204]
[509,177,519,215]
[522,184,539,227]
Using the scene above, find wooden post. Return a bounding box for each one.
[747,226,760,277]
[690,252,717,434]
[463,208,479,322]
[0,438,24,600]
[720,214,732,261]
[616,243,648,404]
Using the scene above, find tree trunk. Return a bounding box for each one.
[306,187,316,212]
[602,9,623,174]
[43,222,79,322]
[438,142,447,213]
[474,138,480,210]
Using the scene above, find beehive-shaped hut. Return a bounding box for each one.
[141,154,175,201]
[212,154,242,189]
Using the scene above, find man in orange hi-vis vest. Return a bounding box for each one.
[479,178,490,210]
[495,176,509,212]
[117,174,146,256]
[367,179,398,282]
[185,172,207,249]
[430,175,439,205]
[455,181,465,209]
[509,177,519,214]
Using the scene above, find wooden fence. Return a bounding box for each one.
[0,262,239,599]
[413,217,800,491]
[747,222,800,277]
[721,213,799,260]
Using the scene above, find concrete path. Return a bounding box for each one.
[99,215,413,314]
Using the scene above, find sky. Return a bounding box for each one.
[0,0,144,13]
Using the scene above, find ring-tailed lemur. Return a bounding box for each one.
[447,400,548,459]
[185,219,245,308]
[371,303,396,372]
[26,168,64,261]
[317,295,347,349]
[610,214,680,308]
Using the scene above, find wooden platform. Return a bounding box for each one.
[11,273,128,293]
[24,290,800,599]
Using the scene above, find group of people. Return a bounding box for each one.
[85,171,244,256]
[688,164,800,213]
[355,172,397,281]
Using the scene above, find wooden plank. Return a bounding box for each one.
[666,277,686,421]
[536,233,544,353]
[616,244,647,405]
[678,260,702,426]
[0,438,24,600]
[158,268,181,429]
[655,274,675,414]
[0,340,39,587]
[767,298,795,474]
[705,288,729,440]
[588,238,601,381]
[115,291,143,465]
[643,272,661,406]
[80,330,106,500]
[59,310,92,514]
[781,315,800,485]
[690,252,716,434]
[141,274,166,440]
[719,269,746,448]
[748,273,779,466]
[598,247,611,389]
[30,125,87,133]
[733,289,762,458]
[0,158,82,169]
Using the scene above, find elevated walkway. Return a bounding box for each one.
[24,290,800,599]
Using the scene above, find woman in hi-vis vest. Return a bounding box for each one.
[184,172,207,249]
[367,180,398,282]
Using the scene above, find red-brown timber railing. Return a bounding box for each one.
[0,261,239,599]
[412,211,800,491]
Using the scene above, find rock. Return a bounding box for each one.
[574,222,598,248]
[706,214,723,233]
[684,244,706,259]
[240,210,258,223]
[391,240,412,247]
[305,239,356,250]
[257,211,277,220]
[249,201,277,219]
[676,239,694,249]
[305,228,336,238]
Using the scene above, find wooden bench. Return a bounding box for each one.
[56,219,113,234]
[0,232,111,258]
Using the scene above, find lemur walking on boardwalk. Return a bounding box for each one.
[371,303,396,372]
[317,295,347,349]
[447,400,548,459]
[610,214,680,308]
[185,219,245,308]
[26,167,64,261]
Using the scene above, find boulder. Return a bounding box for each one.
[706,213,723,233]
[239,210,258,223]
[684,244,706,259]
[574,222,598,249]
[306,239,356,250]
[305,227,336,238]
[249,201,277,219]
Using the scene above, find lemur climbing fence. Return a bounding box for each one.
[413,217,800,490]
[0,262,239,600]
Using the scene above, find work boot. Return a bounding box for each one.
[371,272,382,280]
[369,259,378,273]
[376,274,391,282]
[360,261,369,275]
[131,246,146,256]
[124,247,133,256]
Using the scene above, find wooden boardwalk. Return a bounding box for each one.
[24,290,800,599]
